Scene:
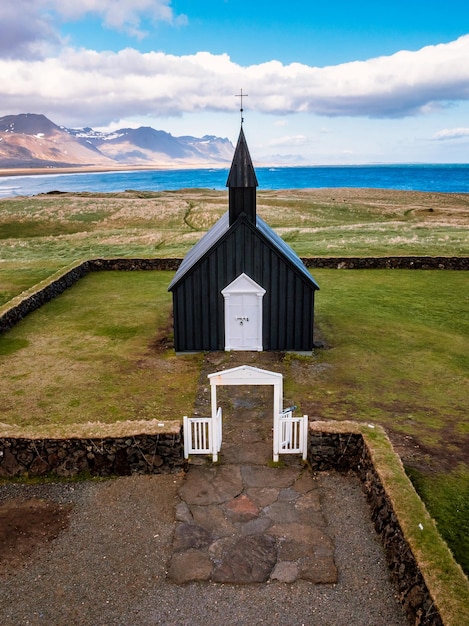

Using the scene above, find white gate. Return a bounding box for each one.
[183,407,222,462]
[273,409,308,462]
[184,366,308,464]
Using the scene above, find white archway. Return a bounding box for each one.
[208,365,283,421]
[184,365,307,462]
[208,365,290,461]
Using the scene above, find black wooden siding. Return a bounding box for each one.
[172,219,315,352]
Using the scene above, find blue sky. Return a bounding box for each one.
[1,0,469,164]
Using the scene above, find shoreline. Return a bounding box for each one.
[0,163,230,178]
[2,165,469,198]
[0,165,159,178]
[2,162,469,179]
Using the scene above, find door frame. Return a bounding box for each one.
[221,273,265,351]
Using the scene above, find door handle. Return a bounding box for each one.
[235,316,249,325]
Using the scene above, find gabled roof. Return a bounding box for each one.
[168,212,319,291]
[168,212,230,290]
[226,126,258,188]
[256,216,319,288]
[221,273,266,296]
[208,365,282,386]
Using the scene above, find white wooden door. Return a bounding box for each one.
[227,292,260,350]
[221,273,265,351]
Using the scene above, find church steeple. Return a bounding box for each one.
[226,126,258,226]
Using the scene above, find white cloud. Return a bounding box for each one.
[1,35,469,126]
[0,0,186,58]
[433,127,469,140]
[268,135,310,147]
[55,0,187,37]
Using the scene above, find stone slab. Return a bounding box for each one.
[170,463,338,584]
[211,535,277,583]
[167,549,213,584]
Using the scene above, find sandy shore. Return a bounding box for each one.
[0,163,230,178]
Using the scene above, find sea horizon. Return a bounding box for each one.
[1,162,469,198]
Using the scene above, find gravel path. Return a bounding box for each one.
[0,471,407,626]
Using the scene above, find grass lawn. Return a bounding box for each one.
[292,270,468,447]
[284,268,469,574]
[0,271,201,426]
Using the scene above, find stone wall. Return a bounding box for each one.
[0,424,455,623]
[89,256,469,271]
[0,262,91,333]
[0,430,185,478]
[1,255,467,334]
[301,256,469,270]
[1,257,465,619]
[308,431,443,626]
[88,258,181,272]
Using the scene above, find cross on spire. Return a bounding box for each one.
[235,89,248,124]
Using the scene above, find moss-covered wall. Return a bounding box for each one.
[308,430,443,626]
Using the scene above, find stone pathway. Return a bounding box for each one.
[168,463,337,584]
[168,352,338,585]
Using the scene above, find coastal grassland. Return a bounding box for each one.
[284,269,469,573]
[0,261,66,306]
[0,189,228,303]
[0,271,202,426]
[258,187,469,256]
[1,188,468,303]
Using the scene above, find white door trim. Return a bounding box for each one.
[221,273,265,351]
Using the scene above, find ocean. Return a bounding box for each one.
[1,164,469,198]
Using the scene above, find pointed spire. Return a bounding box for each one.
[226,126,258,226]
[226,126,258,189]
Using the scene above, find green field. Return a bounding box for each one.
[1,187,468,304]
[289,268,469,574]
[0,272,201,425]
[0,187,468,576]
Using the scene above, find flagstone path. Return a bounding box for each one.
[168,352,338,585]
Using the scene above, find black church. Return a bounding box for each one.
[168,125,319,353]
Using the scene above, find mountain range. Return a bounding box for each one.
[0,114,234,169]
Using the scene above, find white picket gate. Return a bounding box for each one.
[183,407,222,462]
[273,410,308,462]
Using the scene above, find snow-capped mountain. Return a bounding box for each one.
[0,114,234,168]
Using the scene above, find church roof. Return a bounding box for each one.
[226,126,258,188]
[168,212,319,290]
[256,216,319,288]
[168,212,230,290]
[168,121,318,292]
